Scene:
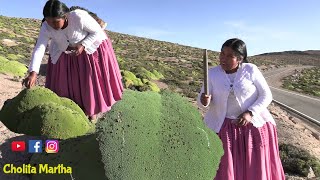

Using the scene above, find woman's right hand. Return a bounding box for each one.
[200,93,211,106]
[22,71,37,89]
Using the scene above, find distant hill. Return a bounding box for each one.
[0,15,319,98]
[249,50,320,66]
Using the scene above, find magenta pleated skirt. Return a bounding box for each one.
[214,119,285,180]
[45,38,123,116]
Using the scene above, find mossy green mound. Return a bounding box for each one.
[0,55,27,77]
[135,67,164,80]
[0,86,61,130]
[60,97,88,120]
[146,81,160,92]
[122,70,144,87]
[16,102,94,139]
[122,70,161,92]
[98,90,223,179]
[0,86,93,139]
[151,69,164,79]
[30,90,223,180]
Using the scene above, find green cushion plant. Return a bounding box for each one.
[31,90,223,180]
[0,86,94,139]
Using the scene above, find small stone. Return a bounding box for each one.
[293,123,304,129]
[311,132,320,140]
[291,119,298,124]
[307,166,316,178]
[304,129,312,134]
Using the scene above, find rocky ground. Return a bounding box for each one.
[0,66,319,180]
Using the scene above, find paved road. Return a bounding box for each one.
[263,66,320,122]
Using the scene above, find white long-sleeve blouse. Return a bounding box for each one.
[28,9,107,73]
[197,63,276,133]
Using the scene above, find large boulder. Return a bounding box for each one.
[30,90,223,180]
[0,86,94,139]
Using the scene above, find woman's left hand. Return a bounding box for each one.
[74,44,85,56]
[237,110,253,126]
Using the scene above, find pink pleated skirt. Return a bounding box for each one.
[45,38,124,116]
[214,119,285,180]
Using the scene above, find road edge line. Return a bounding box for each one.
[272,99,320,126]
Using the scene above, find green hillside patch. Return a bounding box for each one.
[135,67,164,80]
[0,86,94,139]
[30,90,223,180]
[0,55,27,77]
[7,53,25,61]
[282,67,320,97]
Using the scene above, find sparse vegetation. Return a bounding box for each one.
[0,15,39,64]
[282,67,320,97]
[280,143,320,177]
[249,51,320,67]
[107,30,221,97]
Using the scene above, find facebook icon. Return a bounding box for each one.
[28,140,43,153]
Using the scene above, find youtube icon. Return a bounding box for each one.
[11,141,26,152]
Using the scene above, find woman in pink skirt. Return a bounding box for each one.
[23,0,123,121]
[197,38,285,180]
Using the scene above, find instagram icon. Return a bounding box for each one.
[45,140,59,153]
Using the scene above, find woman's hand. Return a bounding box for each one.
[66,45,84,56]
[74,44,84,56]
[237,110,253,126]
[200,93,211,106]
[22,71,37,89]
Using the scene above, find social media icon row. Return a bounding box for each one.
[11,140,59,153]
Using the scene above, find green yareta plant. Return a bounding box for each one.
[30,90,223,180]
[0,86,94,139]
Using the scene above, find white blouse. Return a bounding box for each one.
[225,72,243,119]
[197,63,276,133]
[28,9,108,73]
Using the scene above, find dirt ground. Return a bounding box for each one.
[0,65,319,180]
